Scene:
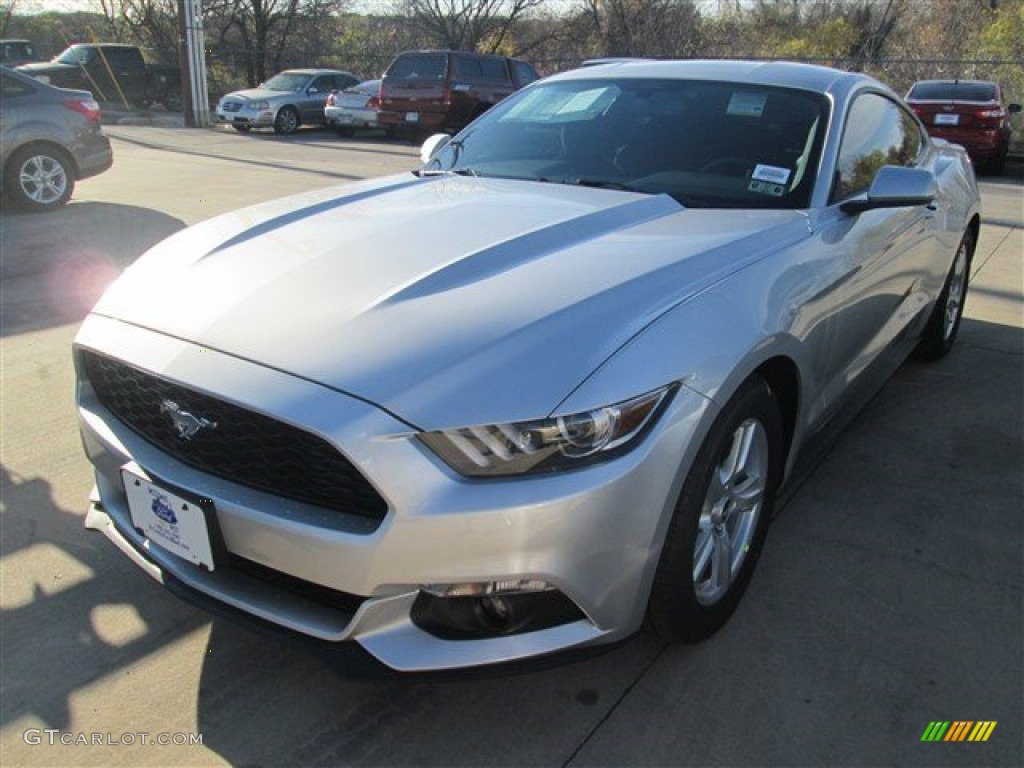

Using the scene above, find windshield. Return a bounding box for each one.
[56,46,92,66]
[263,72,311,92]
[424,78,830,209]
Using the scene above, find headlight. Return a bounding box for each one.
[250,100,270,110]
[420,385,676,477]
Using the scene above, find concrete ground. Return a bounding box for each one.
[1,127,1021,767]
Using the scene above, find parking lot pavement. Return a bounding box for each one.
[0,128,1021,766]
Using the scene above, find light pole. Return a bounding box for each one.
[177,0,209,127]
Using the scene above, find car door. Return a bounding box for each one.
[302,75,335,124]
[815,92,938,409]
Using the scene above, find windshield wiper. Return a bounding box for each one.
[414,167,478,178]
[566,178,648,194]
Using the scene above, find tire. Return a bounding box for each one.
[274,107,300,135]
[4,145,75,212]
[161,86,182,112]
[232,124,251,133]
[646,375,783,643]
[384,126,398,140]
[915,228,973,360]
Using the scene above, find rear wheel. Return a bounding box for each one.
[915,228,973,360]
[5,145,75,211]
[646,375,783,643]
[274,107,300,135]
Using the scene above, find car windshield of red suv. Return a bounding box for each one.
[908,82,998,102]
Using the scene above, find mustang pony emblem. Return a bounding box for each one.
[160,399,217,441]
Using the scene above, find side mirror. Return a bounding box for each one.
[420,133,451,163]
[1008,103,1022,114]
[840,165,937,215]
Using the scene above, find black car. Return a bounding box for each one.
[1,66,113,211]
[0,39,40,67]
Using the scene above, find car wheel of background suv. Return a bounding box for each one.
[4,144,75,211]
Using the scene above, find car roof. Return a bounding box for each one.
[395,49,510,60]
[551,58,866,95]
[280,68,356,76]
[910,78,997,87]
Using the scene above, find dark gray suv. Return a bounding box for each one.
[1,65,113,211]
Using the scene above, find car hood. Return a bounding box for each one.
[221,87,290,102]
[92,175,809,430]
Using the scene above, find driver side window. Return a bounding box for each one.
[833,93,922,203]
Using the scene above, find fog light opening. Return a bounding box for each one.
[411,582,586,641]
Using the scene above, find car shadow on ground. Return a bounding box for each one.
[0,202,185,338]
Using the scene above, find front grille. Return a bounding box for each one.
[81,350,388,522]
[222,101,242,112]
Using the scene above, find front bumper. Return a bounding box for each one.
[75,314,710,671]
[216,103,275,128]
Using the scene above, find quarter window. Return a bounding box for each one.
[833,93,922,202]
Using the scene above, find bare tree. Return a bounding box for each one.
[204,0,349,84]
[1,1,17,38]
[577,0,702,58]
[400,0,544,52]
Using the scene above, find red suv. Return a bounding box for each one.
[378,50,539,137]
[906,79,1021,174]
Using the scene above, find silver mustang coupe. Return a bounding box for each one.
[76,60,980,672]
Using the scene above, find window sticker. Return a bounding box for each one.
[727,91,767,117]
[558,87,613,115]
[748,179,786,197]
[752,164,791,185]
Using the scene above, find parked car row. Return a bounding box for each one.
[215,50,540,138]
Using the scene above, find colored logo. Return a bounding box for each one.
[149,490,178,525]
[921,721,996,742]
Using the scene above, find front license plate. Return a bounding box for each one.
[405,111,419,123]
[123,468,215,571]
[934,113,959,126]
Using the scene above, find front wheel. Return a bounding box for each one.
[161,86,182,112]
[646,375,783,643]
[274,107,300,135]
[915,229,973,360]
[4,145,75,211]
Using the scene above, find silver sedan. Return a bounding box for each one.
[76,60,980,672]
[215,68,359,135]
